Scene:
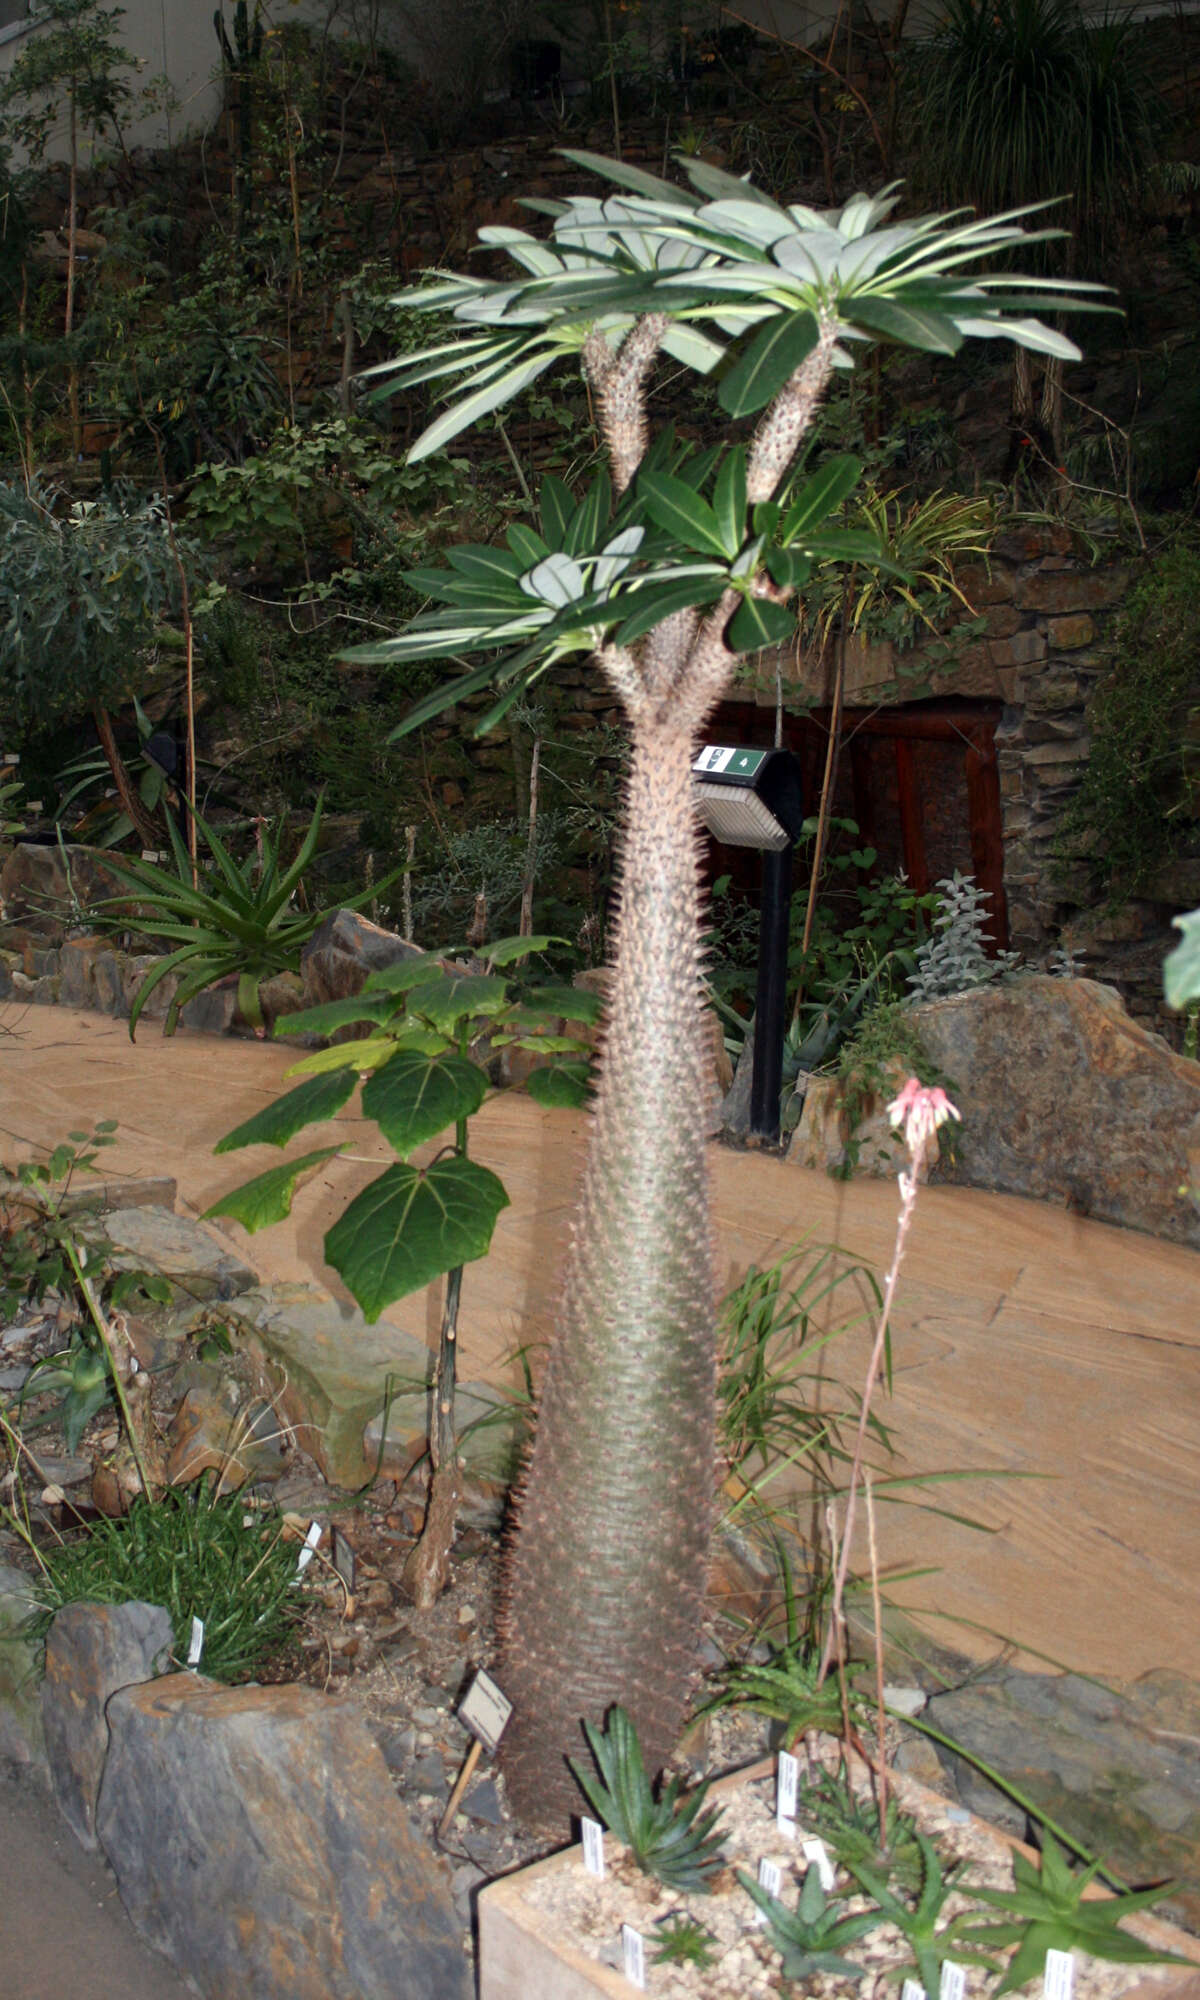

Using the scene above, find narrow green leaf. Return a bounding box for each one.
[204,1147,342,1233]
[409,351,558,461]
[637,471,728,558]
[567,469,613,557]
[506,521,552,568]
[613,575,724,647]
[718,310,818,419]
[325,1157,510,1321]
[712,448,748,561]
[845,295,963,354]
[214,1070,358,1153]
[361,1051,488,1157]
[729,595,797,650]
[779,454,863,539]
[539,474,574,547]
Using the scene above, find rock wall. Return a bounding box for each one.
[754,524,1193,1041]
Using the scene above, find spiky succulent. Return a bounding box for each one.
[739,1860,881,1982]
[960,1831,1190,1996]
[570,1705,728,1894]
[803,1765,925,1897]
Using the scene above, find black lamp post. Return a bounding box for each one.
[693,744,805,1144]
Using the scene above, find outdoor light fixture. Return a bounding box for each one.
[693,745,805,1145]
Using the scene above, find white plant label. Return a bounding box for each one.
[581,1817,605,1878]
[621,1924,646,1989]
[1044,1949,1074,2000]
[776,1810,798,1841]
[802,1837,836,1892]
[331,1526,356,1592]
[777,1749,799,1821]
[187,1616,204,1666]
[295,1519,323,1574]
[4,753,19,765]
[755,1857,782,1924]
[902,1982,926,2000]
[940,1961,967,2000]
[457,1668,513,1752]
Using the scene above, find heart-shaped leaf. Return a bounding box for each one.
[361,1051,488,1157]
[525,1060,592,1108]
[204,1147,342,1233]
[325,1157,510,1320]
[215,1070,358,1153]
[403,972,512,1032]
[272,994,397,1039]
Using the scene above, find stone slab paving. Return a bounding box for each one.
[2,1002,1198,1686]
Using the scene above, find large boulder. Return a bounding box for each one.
[42,1599,173,1848]
[0,841,125,935]
[97,1674,470,2000]
[300,909,423,1007]
[913,976,1200,1246]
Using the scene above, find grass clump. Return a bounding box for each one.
[38,1483,307,1682]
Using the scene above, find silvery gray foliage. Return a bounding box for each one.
[907,871,1021,1001]
[1046,943,1082,977]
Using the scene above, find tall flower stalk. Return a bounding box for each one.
[343,154,1105,1826]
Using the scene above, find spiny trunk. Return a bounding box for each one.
[499,709,719,1828]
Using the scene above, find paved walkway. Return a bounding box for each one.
[3,1002,1198,1687]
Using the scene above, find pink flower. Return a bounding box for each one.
[886,1078,961,1163]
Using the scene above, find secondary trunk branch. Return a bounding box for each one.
[745,311,840,504]
[584,313,668,495]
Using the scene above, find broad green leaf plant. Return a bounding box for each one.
[341,153,1105,1829]
[208,935,596,1602]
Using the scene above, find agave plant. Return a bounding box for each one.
[340,153,1107,1828]
[570,1704,728,1894]
[95,796,397,1037]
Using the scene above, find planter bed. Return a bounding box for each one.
[479,1747,1200,2000]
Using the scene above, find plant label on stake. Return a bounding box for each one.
[187,1616,204,1667]
[777,1749,799,1828]
[438,1669,515,1842]
[331,1526,356,1595]
[756,1856,782,1924]
[294,1519,323,1575]
[902,1982,925,2000]
[939,1962,966,2000]
[1044,1949,1074,2000]
[581,1818,605,1878]
[801,1837,836,1892]
[458,1667,513,1753]
[621,1924,646,1989]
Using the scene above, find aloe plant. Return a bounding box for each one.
[849,1829,1001,1998]
[338,152,1106,1827]
[95,794,397,1036]
[960,1830,1189,1995]
[570,1704,728,1894]
[739,1860,881,1982]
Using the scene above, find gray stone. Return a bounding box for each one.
[300,909,423,1009]
[97,1674,470,2000]
[927,1667,1200,1927]
[89,1206,257,1302]
[236,1283,432,1488]
[92,949,130,1016]
[914,976,1200,1247]
[464,1777,503,1825]
[0,1564,46,1774]
[42,1600,174,1848]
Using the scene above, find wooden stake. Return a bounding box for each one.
[438,1736,483,1841]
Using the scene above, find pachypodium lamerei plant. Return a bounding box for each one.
[343,151,1107,1828]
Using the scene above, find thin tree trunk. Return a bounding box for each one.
[92,703,159,850]
[66,88,81,459]
[518,736,540,937]
[402,1263,462,1612]
[500,710,719,1828]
